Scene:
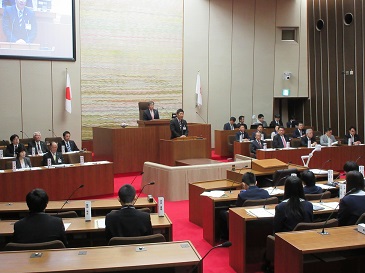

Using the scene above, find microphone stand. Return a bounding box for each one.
[195,111,207,124]
[133,182,155,205]
[263,175,288,209]
[20,130,30,138]
[130,171,144,185]
[57,184,84,214]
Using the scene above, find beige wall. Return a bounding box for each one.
[0,0,307,148]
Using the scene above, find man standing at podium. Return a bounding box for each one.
[143,101,160,120]
[170,109,188,139]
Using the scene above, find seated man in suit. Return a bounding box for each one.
[58,131,79,153]
[13,188,67,245]
[170,109,188,139]
[142,101,160,121]
[253,114,268,127]
[320,128,337,146]
[43,142,64,166]
[251,131,265,158]
[105,184,153,241]
[237,115,247,130]
[300,129,317,147]
[344,126,361,145]
[269,114,283,128]
[235,124,249,142]
[223,117,236,130]
[286,115,297,128]
[250,124,267,140]
[28,131,48,155]
[272,126,290,148]
[292,122,306,138]
[5,134,25,157]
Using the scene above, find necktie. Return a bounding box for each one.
[66,142,71,152]
[19,10,23,27]
[53,153,56,162]
[281,136,286,147]
[37,142,41,153]
[258,141,262,148]
[150,110,154,120]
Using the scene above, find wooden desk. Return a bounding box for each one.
[159,137,208,166]
[275,226,365,273]
[93,124,211,174]
[228,199,340,273]
[0,198,157,219]
[189,179,242,227]
[256,145,365,170]
[0,162,114,202]
[0,241,202,273]
[0,213,173,244]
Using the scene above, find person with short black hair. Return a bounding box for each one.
[105,184,153,241]
[272,126,290,148]
[320,128,337,146]
[5,133,25,157]
[170,109,188,139]
[338,171,365,226]
[223,117,237,130]
[142,101,160,121]
[236,172,270,207]
[344,126,361,145]
[301,170,322,194]
[250,124,267,140]
[15,146,32,169]
[253,114,268,127]
[237,115,247,130]
[13,188,67,244]
[269,114,283,128]
[292,122,306,138]
[343,161,359,173]
[235,124,249,142]
[273,176,313,233]
[58,131,79,152]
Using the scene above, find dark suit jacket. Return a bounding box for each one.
[300,136,316,147]
[13,213,67,245]
[27,140,48,154]
[269,120,283,128]
[142,109,160,120]
[42,151,64,166]
[344,133,361,144]
[237,122,247,130]
[250,131,267,140]
[274,200,313,233]
[235,131,249,141]
[2,0,33,7]
[303,185,322,194]
[57,140,79,152]
[250,139,265,155]
[4,143,25,157]
[272,134,290,148]
[170,118,188,139]
[16,157,32,169]
[223,122,236,130]
[292,129,306,138]
[236,186,270,207]
[338,193,365,226]
[2,5,37,43]
[105,207,153,241]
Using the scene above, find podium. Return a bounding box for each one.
[251,158,288,173]
[137,119,170,127]
[159,137,208,166]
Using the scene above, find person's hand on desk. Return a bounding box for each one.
[180,135,186,138]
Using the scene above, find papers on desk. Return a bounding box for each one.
[318,202,339,210]
[83,161,110,166]
[64,223,71,231]
[316,184,336,190]
[310,169,328,175]
[52,164,74,168]
[95,218,105,229]
[245,208,275,218]
[200,190,226,198]
[261,148,276,151]
[0,170,4,173]
[30,167,42,170]
[265,187,284,195]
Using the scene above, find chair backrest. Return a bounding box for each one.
[272,168,298,186]
[19,138,33,145]
[2,140,10,145]
[108,233,166,246]
[48,211,78,218]
[67,152,81,164]
[290,138,301,148]
[45,137,62,145]
[293,218,338,231]
[5,160,15,170]
[355,212,365,225]
[4,240,65,251]
[227,135,236,156]
[305,191,331,201]
[242,197,278,207]
[138,102,150,120]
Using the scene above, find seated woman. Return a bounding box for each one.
[274,176,313,233]
[301,170,322,194]
[338,171,365,226]
[16,146,32,169]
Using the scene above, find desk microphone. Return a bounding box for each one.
[318,159,331,174]
[20,130,29,138]
[195,111,207,124]
[319,188,356,235]
[48,129,58,138]
[263,175,288,209]
[188,241,232,273]
[130,171,144,185]
[325,173,341,187]
[230,167,246,194]
[133,182,155,205]
[57,184,84,214]
[2,140,7,146]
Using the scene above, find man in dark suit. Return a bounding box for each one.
[4,133,25,157]
[292,122,306,138]
[2,0,37,44]
[344,126,361,145]
[223,117,236,130]
[105,184,153,241]
[250,131,265,158]
[250,124,267,140]
[170,108,188,139]
[43,142,64,166]
[272,126,290,148]
[28,131,48,155]
[237,115,247,129]
[13,188,67,245]
[58,131,79,152]
[269,114,283,128]
[235,124,249,142]
[142,101,160,121]
[300,129,317,147]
